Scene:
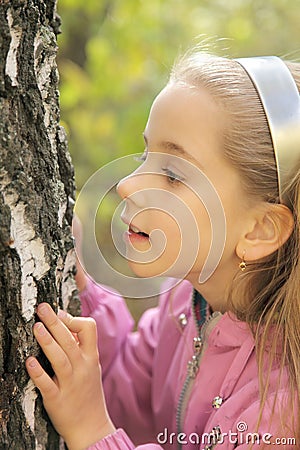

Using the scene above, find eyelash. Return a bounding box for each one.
[134,153,183,185]
[162,168,183,185]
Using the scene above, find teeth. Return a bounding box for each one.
[130,225,140,233]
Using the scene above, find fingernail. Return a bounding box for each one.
[57,309,67,319]
[27,357,37,368]
[35,323,46,335]
[38,303,49,316]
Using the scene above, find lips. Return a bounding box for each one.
[129,224,149,238]
[128,224,149,238]
[121,214,150,242]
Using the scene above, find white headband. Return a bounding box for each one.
[236,56,300,205]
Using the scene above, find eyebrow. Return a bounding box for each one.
[143,134,201,167]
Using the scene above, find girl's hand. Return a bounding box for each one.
[26,303,115,450]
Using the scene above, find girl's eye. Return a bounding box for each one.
[162,168,183,184]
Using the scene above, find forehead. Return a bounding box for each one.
[148,82,221,120]
[144,83,227,168]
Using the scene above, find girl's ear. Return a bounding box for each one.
[236,204,294,262]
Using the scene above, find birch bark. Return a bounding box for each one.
[0,1,78,448]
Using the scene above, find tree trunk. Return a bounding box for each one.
[0,1,79,448]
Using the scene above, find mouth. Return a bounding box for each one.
[121,214,150,243]
[128,224,149,239]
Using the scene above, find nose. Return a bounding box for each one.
[116,167,144,200]
[117,165,152,209]
[116,173,136,200]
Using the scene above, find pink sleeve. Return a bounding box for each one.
[80,276,162,444]
[86,429,163,450]
[86,429,134,450]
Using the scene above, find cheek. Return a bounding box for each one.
[160,201,212,271]
[190,206,213,258]
[177,193,217,278]
[150,210,182,255]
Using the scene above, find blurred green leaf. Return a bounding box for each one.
[57,0,300,308]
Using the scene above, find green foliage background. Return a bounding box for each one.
[58,0,300,187]
[57,0,300,317]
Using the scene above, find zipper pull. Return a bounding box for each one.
[193,336,202,355]
[187,337,203,378]
[187,355,199,378]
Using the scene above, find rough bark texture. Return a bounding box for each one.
[0,1,79,448]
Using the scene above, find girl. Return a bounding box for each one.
[26,50,300,449]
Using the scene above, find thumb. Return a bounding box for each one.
[58,309,98,356]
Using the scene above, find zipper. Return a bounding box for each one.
[176,291,220,449]
[175,336,202,443]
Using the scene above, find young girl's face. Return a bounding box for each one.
[117,83,250,298]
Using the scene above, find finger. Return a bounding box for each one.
[33,322,73,378]
[36,303,81,365]
[57,309,98,356]
[26,357,59,400]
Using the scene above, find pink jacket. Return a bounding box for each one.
[80,277,297,449]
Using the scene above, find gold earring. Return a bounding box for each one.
[239,251,247,272]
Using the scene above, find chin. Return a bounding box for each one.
[127,261,162,278]
[127,260,187,281]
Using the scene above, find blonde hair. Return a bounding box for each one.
[170,51,300,440]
